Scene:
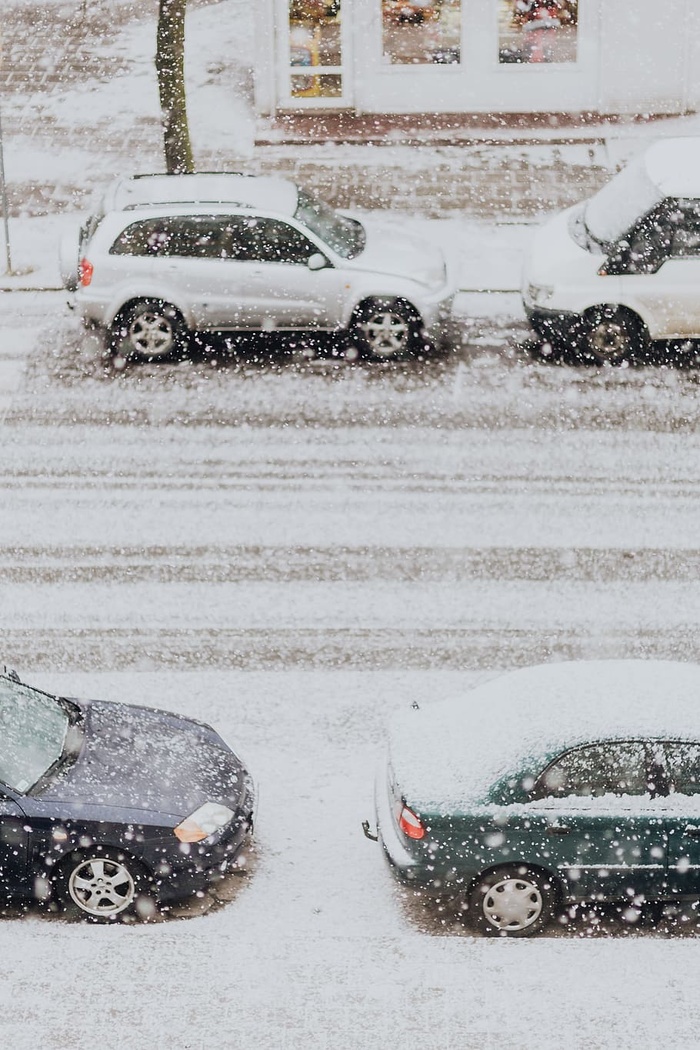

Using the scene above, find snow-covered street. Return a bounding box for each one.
[2,295,700,1048]
[4,0,700,1045]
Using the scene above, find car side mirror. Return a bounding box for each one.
[307,253,329,271]
[598,240,629,277]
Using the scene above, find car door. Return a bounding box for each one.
[514,741,667,901]
[616,199,700,339]
[118,215,254,330]
[233,217,349,330]
[656,741,700,897]
[0,786,30,896]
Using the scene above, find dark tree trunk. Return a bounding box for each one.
[156,0,194,174]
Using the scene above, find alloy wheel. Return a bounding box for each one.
[68,856,136,918]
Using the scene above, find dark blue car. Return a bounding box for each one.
[0,668,255,921]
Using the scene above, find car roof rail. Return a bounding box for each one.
[128,171,248,179]
[121,200,252,210]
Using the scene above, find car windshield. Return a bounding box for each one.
[294,189,366,259]
[0,677,71,793]
[584,156,662,247]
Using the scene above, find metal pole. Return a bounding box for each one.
[0,100,12,276]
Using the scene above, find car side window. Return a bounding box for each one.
[668,200,700,260]
[624,203,675,274]
[658,742,700,795]
[533,741,650,799]
[111,217,232,259]
[248,219,318,265]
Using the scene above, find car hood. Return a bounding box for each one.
[38,699,245,821]
[343,218,447,287]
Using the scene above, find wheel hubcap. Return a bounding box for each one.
[589,321,628,360]
[362,311,409,357]
[482,877,543,932]
[68,857,135,917]
[129,311,175,357]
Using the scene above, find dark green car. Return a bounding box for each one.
[374,660,700,937]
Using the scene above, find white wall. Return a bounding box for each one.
[598,0,691,114]
[254,0,696,117]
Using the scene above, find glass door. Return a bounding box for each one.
[279,0,353,107]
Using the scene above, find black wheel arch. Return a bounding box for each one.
[109,297,189,360]
[466,860,566,905]
[52,842,155,891]
[350,294,422,327]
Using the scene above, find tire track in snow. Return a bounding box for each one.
[0,545,699,584]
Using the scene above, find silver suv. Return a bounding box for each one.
[60,173,457,361]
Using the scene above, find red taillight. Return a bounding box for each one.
[398,803,425,840]
[79,257,93,287]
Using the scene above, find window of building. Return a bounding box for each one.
[498,0,578,65]
[289,1,344,99]
[382,0,461,66]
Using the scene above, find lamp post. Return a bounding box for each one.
[0,22,11,276]
[0,100,13,276]
[0,27,31,277]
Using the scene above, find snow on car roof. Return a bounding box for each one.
[389,660,700,812]
[101,174,299,216]
[643,137,700,196]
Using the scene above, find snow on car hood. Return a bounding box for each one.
[523,205,600,288]
[343,218,447,287]
[38,699,245,820]
[389,660,700,814]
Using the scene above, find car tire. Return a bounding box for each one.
[468,865,557,938]
[54,847,156,923]
[348,298,423,360]
[110,299,188,362]
[580,307,647,365]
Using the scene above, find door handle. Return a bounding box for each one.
[683,826,700,837]
[546,825,571,835]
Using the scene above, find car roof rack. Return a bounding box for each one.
[129,171,247,179]
[121,199,252,210]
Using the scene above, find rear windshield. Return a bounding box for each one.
[584,157,662,247]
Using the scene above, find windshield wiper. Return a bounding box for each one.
[28,705,85,796]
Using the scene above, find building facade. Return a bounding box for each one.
[254,0,700,118]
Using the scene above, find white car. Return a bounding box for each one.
[60,173,457,362]
[522,137,700,364]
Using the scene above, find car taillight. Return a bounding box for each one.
[398,803,425,840]
[79,257,93,287]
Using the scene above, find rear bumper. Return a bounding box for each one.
[374,767,443,894]
[425,293,460,348]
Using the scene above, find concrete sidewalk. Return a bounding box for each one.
[1,0,699,291]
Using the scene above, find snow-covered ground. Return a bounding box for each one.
[4,668,700,1050]
[3,2,700,1048]
[3,289,700,1045]
[2,392,700,1047]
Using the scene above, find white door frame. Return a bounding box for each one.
[276,0,354,109]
